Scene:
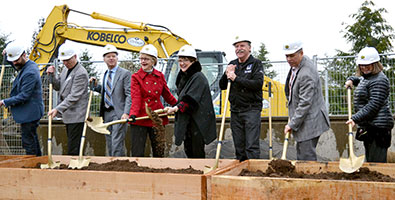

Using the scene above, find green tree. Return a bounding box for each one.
[0,32,10,62]
[79,49,98,78]
[323,0,394,115]
[252,42,277,79]
[119,51,140,74]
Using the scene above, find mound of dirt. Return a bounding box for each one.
[239,159,395,182]
[35,159,203,174]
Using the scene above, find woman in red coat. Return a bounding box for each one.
[129,44,177,157]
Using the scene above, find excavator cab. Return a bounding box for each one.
[163,51,227,115]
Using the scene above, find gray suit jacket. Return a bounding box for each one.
[285,56,330,142]
[52,63,89,124]
[94,67,132,118]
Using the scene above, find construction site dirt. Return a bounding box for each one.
[146,106,166,157]
[239,159,395,182]
[32,159,203,174]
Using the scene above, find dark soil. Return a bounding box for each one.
[239,159,395,182]
[147,107,166,156]
[34,159,203,174]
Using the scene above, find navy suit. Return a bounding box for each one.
[4,60,44,156]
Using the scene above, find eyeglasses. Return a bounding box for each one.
[139,57,152,61]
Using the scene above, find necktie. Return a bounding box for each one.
[289,68,296,98]
[104,71,113,108]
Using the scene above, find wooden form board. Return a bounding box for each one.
[211,159,395,200]
[0,156,237,200]
[0,155,33,162]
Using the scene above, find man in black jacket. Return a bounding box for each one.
[219,37,264,161]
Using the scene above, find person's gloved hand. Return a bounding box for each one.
[129,115,136,123]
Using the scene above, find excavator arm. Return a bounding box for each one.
[30,5,189,74]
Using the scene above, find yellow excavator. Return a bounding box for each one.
[30,4,287,117]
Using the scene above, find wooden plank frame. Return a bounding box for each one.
[211,159,395,200]
[0,155,238,200]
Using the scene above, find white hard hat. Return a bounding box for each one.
[140,44,158,59]
[233,35,251,46]
[102,44,118,56]
[283,41,303,55]
[356,47,380,65]
[5,42,26,62]
[178,45,197,58]
[58,43,76,60]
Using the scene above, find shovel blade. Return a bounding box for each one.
[339,155,365,173]
[40,161,61,169]
[40,157,61,169]
[203,165,216,174]
[68,158,91,169]
[86,117,110,135]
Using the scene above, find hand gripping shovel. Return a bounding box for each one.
[87,109,167,135]
[69,81,95,169]
[339,87,365,173]
[41,75,60,169]
[204,80,231,174]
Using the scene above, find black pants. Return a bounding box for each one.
[130,125,164,157]
[65,123,84,155]
[20,120,42,156]
[230,109,261,161]
[184,120,205,158]
[364,127,391,163]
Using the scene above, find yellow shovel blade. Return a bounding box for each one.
[68,157,91,169]
[339,155,365,173]
[86,117,110,135]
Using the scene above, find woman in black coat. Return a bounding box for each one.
[166,45,217,158]
[345,47,393,163]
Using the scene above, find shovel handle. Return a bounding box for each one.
[78,87,94,159]
[347,87,356,156]
[268,82,272,159]
[281,131,290,160]
[281,118,291,160]
[0,56,6,89]
[105,113,168,126]
[347,87,353,133]
[213,80,231,169]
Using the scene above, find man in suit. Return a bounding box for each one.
[47,43,89,155]
[283,40,330,161]
[91,44,131,156]
[1,41,44,156]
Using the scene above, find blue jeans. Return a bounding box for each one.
[21,120,42,156]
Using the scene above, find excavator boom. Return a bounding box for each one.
[30,4,189,71]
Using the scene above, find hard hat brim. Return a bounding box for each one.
[103,51,118,57]
[58,54,75,61]
[7,52,23,62]
[233,40,251,46]
[283,47,302,55]
[356,58,380,65]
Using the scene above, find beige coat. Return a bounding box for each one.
[51,63,89,124]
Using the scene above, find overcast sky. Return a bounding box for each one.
[0,0,394,62]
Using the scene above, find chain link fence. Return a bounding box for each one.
[1,53,394,155]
